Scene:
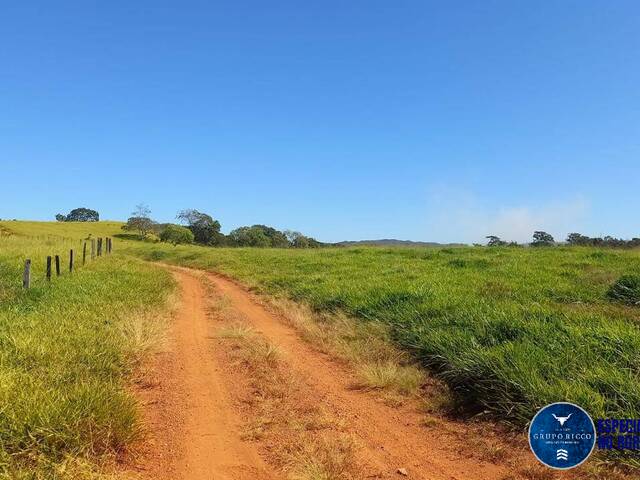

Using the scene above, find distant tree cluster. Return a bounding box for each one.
[284,230,323,248]
[176,209,224,245]
[485,235,521,247]
[485,231,555,247]
[486,235,507,247]
[228,225,286,247]
[485,231,640,249]
[566,233,640,248]
[122,204,322,248]
[225,225,322,248]
[55,208,99,222]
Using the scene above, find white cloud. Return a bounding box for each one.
[426,187,589,244]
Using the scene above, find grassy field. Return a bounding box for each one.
[4,221,640,469]
[0,222,174,478]
[118,240,640,431]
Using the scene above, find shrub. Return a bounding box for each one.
[607,275,640,305]
[159,224,194,245]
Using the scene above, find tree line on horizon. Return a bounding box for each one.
[53,206,639,249]
[486,231,640,248]
[121,205,323,248]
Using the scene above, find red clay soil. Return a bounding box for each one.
[128,266,577,480]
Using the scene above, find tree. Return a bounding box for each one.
[176,209,222,245]
[56,208,99,222]
[486,235,507,247]
[159,224,194,245]
[283,230,323,248]
[531,231,555,247]
[122,204,155,238]
[251,224,289,247]
[293,235,311,248]
[227,225,296,247]
[123,216,155,238]
[284,230,322,248]
[133,203,151,220]
[566,233,590,246]
[228,226,271,247]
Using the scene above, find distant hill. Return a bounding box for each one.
[333,239,466,248]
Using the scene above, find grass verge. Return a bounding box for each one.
[0,233,174,479]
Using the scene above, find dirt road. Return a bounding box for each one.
[130,266,558,479]
[130,270,275,480]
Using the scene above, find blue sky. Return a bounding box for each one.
[1,1,638,243]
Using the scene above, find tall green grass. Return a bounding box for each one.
[0,226,173,478]
[119,242,640,429]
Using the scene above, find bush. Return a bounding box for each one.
[608,275,640,305]
[159,224,194,245]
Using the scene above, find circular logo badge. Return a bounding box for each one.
[528,402,596,469]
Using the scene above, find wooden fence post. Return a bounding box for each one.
[107,237,112,254]
[91,239,96,260]
[69,249,74,273]
[82,242,87,265]
[97,238,102,257]
[46,256,52,281]
[55,255,61,276]
[23,259,31,289]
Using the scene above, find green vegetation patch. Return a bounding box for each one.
[0,230,173,478]
[608,274,640,306]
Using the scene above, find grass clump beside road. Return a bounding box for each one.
[121,241,640,433]
[266,297,429,401]
[0,228,173,478]
[608,275,640,305]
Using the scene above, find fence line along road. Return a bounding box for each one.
[22,237,114,289]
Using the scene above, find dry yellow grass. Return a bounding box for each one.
[264,297,436,401]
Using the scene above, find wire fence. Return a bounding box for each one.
[22,237,113,288]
